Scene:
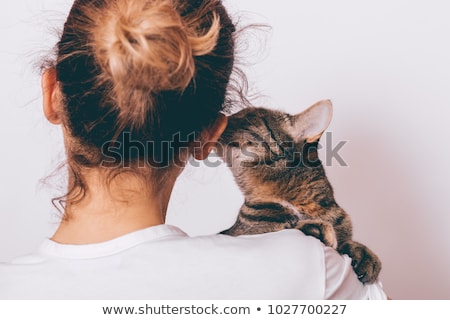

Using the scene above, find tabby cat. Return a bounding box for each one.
[218,100,381,284]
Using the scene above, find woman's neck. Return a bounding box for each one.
[51,169,176,245]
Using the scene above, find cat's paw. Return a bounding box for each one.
[297,220,338,249]
[338,241,382,284]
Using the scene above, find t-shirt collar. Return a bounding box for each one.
[38,224,187,260]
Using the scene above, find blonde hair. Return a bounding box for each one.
[89,0,220,128]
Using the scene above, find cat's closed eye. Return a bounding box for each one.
[243,141,257,146]
[228,142,240,148]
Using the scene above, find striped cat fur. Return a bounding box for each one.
[218,100,381,284]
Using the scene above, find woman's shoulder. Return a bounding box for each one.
[154,228,328,280]
[190,228,326,253]
[0,253,52,298]
[0,226,329,299]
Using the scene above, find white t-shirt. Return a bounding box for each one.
[0,225,387,299]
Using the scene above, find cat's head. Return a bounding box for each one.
[217,100,333,191]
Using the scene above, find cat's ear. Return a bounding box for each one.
[291,100,333,143]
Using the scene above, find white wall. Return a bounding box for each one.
[1,0,449,299]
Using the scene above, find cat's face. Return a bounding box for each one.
[219,108,297,172]
[217,100,333,194]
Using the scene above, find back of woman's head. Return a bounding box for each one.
[55,0,236,169]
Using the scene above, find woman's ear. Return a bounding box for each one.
[42,68,62,125]
[193,114,228,160]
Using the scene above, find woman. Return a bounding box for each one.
[0,0,387,299]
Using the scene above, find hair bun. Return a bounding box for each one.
[90,0,220,128]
